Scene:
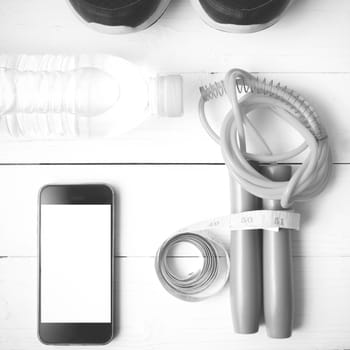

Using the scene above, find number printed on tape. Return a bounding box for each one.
[178,210,301,235]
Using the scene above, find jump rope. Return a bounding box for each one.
[156,68,332,338]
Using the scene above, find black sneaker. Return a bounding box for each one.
[191,0,293,33]
[67,0,172,33]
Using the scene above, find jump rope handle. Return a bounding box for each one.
[262,165,294,338]
[229,174,262,334]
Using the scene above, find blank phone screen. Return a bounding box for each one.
[40,204,112,323]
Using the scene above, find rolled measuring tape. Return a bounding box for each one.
[155,233,229,301]
[155,210,300,301]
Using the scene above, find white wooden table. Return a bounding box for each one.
[1,0,350,349]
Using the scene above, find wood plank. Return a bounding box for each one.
[0,164,347,258]
[0,0,349,73]
[0,257,349,349]
[0,72,347,164]
[0,0,348,348]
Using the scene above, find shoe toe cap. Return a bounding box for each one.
[197,0,292,26]
[68,0,163,28]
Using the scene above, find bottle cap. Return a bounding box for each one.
[150,74,183,117]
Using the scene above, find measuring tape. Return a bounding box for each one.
[177,210,300,234]
[155,210,300,301]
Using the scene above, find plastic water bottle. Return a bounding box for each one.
[0,54,183,139]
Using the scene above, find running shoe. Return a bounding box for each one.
[67,0,172,33]
[191,0,293,33]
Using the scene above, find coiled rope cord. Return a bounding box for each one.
[155,233,220,300]
[199,69,332,208]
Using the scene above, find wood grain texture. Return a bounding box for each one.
[0,72,347,164]
[0,164,348,347]
[0,0,349,73]
[0,0,348,164]
[0,0,349,348]
[1,257,350,350]
[0,164,346,258]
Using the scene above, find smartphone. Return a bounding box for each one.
[38,184,114,345]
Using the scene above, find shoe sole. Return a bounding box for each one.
[66,0,172,34]
[190,0,294,33]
